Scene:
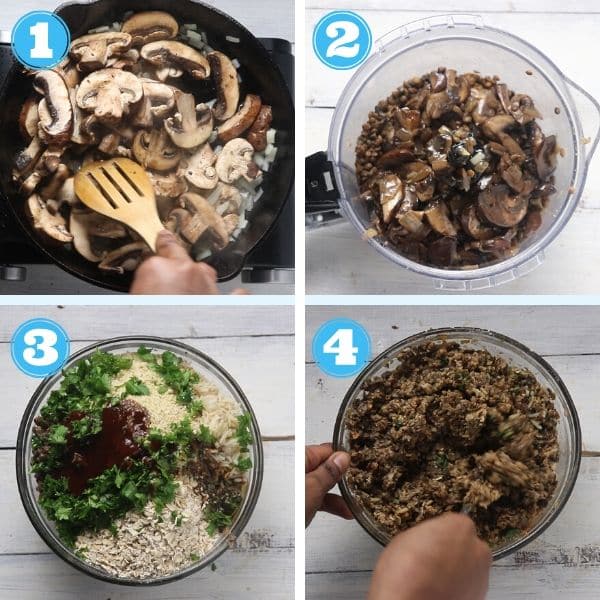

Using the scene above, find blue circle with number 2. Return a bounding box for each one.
[11,318,70,378]
[313,11,372,70]
[313,318,371,378]
[12,11,70,70]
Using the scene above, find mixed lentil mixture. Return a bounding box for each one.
[344,339,559,546]
[31,346,253,578]
[355,69,560,269]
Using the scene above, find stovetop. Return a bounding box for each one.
[0,39,294,288]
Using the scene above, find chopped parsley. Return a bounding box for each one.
[190,552,200,562]
[236,456,252,471]
[235,413,253,452]
[434,452,449,470]
[204,508,233,536]
[124,377,149,396]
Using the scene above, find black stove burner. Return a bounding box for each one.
[0,39,294,288]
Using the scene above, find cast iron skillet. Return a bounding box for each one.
[0,0,294,292]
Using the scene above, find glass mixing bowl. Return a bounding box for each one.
[16,336,263,585]
[328,14,600,290]
[333,327,581,560]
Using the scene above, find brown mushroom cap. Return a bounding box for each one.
[247,105,273,152]
[121,11,178,47]
[140,41,210,80]
[461,204,497,240]
[33,71,73,144]
[70,32,132,72]
[478,184,529,228]
[76,69,143,124]
[215,138,256,184]
[208,51,240,121]
[217,94,262,143]
[132,129,182,171]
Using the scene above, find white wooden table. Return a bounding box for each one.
[0,0,294,295]
[0,305,294,599]
[306,305,600,599]
[306,0,600,294]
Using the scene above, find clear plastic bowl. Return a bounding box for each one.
[328,14,600,290]
[16,337,263,585]
[333,327,581,559]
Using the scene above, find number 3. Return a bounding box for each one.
[323,329,359,366]
[325,20,360,59]
[22,328,59,366]
[30,22,53,59]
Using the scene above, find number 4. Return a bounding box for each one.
[30,22,53,59]
[323,328,358,366]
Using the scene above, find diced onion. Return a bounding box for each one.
[183,23,198,30]
[206,187,221,206]
[88,25,110,33]
[232,58,241,69]
[265,145,278,163]
[266,129,277,145]
[194,248,212,261]
[226,36,241,43]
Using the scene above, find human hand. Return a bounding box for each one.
[130,230,249,295]
[368,513,491,600]
[305,443,353,527]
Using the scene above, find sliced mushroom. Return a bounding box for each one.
[33,71,73,143]
[69,89,93,144]
[425,202,458,236]
[27,194,73,243]
[132,129,182,171]
[425,92,453,120]
[77,69,143,124]
[19,98,39,141]
[215,138,256,184]
[140,41,210,81]
[217,94,262,143]
[508,94,542,126]
[247,106,273,152]
[70,208,128,262]
[376,148,415,169]
[461,204,497,240]
[122,11,179,46]
[478,184,529,227]
[213,183,242,214]
[56,177,77,207]
[39,164,70,200]
[428,237,457,267]
[223,213,239,235]
[99,242,149,273]
[481,115,516,140]
[165,93,213,148]
[14,135,44,178]
[396,210,430,241]
[378,174,404,224]
[70,32,132,72]
[98,132,121,155]
[178,192,229,249]
[183,143,218,189]
[140,79,176,117]
[208,51,240,121]
[165,207,193,251]
[534,135,557,181]
[107,48,140,70]
[148,170,188,198]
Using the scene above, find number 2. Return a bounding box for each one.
[22,328,59,366]
[325,20,360,59]
[323,328,358,366]
[30,22,53,59]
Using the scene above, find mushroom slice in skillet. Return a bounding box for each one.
[132,129,182,171]
[99,242,150,274]
[19,98,39,141]
[69,208,128,263]
[26,194,73,243]
[208,51,240,121]
[478,184,529,228]
[177,192,229,249]
[70,32,132,72]
[425,202,458,237]
[164,93,213,148]
[217,94,262,143]
[76,69,143,125]
[247,106,273,152]
[140,40,210,81]
[33,71,73,144]
[183,143,218,190]
[215,138,257,184]
[121,11,179,47]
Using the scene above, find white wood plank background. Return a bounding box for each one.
[0,0,294,295]
[305,1,600,294]
[305,305,600,599]
[0,305,294,599]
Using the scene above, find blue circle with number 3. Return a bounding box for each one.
[313,11,372,70]
[312,318,371,378]
[11,11,70,70]
[11,318,70,378]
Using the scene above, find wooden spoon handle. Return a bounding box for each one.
[132,215,166,253]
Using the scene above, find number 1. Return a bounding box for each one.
[30,22,53,59]
[323,328,359,366]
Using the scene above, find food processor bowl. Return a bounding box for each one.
[328,14,600,290]
[16,337,263,585]
[333,327,581,559]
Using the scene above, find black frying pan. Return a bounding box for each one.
[0,0,294,292]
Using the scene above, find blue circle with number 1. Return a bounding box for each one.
[313,11,372,70]
[11,11,71,70]
[313,318,371,378]
[11,318,70,378]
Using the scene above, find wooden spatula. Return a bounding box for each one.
[74,158,164,252]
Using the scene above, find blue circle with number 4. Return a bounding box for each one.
[313,11,372,70]
[312,318,371,378]
[11,11,70,70]
[11,318,70,378]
